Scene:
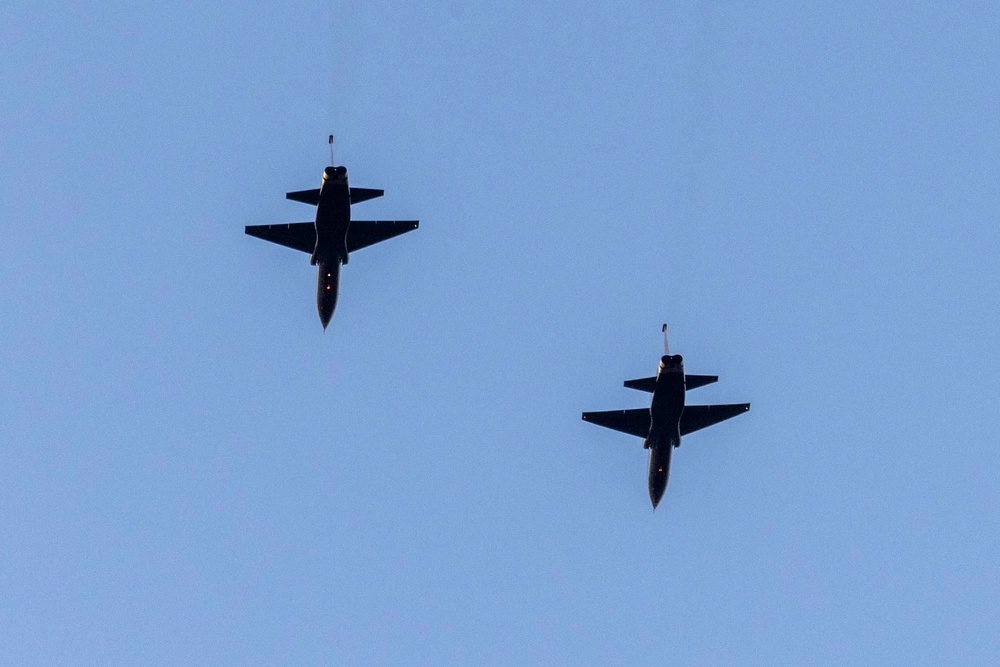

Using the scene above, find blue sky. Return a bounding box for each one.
[3,1,999,664]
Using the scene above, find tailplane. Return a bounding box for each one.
[624,375,719,392]
[284,187,384,206]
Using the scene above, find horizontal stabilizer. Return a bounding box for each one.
[286,189,320,205]
[285,188,385,205]
[350,187,384,205]
[623,377,657,392]
[685,375,718,390]
[623,374,719,392]
[581,408,650,438]
[680,404,750,436]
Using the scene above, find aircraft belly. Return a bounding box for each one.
[314,189,351,264]
[314,218,349,264]
[650,370,685,440]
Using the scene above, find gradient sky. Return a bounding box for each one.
[3,1,999,664]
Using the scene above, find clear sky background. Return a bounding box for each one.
[3,1,999,664]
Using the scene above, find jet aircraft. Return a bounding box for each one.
[582,325,750,509]
[246,138,418,328]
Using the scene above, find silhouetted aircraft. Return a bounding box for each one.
[246,137,418,328]
[582,325,749,509]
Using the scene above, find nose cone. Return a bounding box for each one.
[647,444,671,510]
[318,295,335,329]
[649,477,666,510]
[317,290,336,329]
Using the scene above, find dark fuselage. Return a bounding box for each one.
[312,166,351,328]
[644,354,686,508]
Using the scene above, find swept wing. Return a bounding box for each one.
[245,220,418,255]
[582,403,750,439]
